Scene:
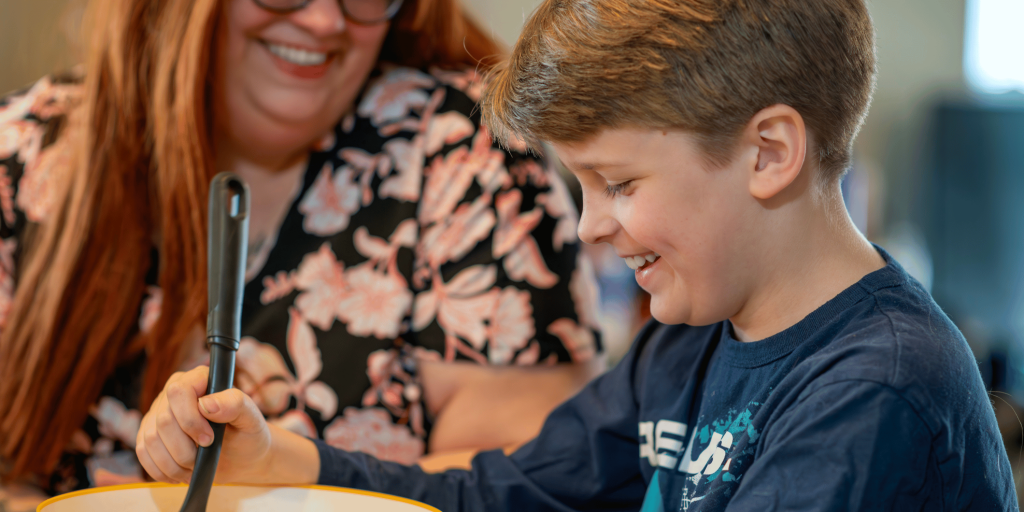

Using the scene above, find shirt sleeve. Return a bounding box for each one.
[315,335,648,511]
[726,380,938,511]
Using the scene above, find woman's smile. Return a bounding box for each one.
[259,39,337,79]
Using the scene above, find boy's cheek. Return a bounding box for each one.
[645,265,693,325]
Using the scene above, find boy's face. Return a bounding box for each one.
[554,128,759,326]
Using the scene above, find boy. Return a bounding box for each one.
[137,0,1017,509]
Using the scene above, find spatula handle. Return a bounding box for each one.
[179,173,249,512]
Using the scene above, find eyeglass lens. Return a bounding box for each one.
[257,0,401,24]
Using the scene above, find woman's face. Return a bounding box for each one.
[213,0,390,164]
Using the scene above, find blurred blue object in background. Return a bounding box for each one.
[919,100,1024,398]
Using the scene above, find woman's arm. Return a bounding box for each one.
[418,357,605,471]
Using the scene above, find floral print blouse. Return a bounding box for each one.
[0,66,602,495]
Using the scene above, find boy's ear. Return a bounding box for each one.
[745,104,807,200]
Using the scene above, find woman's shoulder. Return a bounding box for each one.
[1,72,83,130]
[1,72,84,166]
[0,72,84,226]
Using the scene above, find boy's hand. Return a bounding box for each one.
[135,366,319,486]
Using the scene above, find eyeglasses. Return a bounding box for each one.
[253,0,404,25]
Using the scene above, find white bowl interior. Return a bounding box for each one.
[38,484,436,512]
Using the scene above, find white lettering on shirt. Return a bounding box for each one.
[639,420,688,469]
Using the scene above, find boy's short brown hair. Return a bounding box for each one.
[481,0,876,182]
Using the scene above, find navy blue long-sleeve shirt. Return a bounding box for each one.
[315,251,1017,511]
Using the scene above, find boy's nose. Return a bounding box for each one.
[576,200,617,245]
[288,0,346,37]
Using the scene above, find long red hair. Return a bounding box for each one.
[0,0,502,480]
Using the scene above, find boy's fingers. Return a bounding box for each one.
[168,366,211,399]
[137,432,185,483]
[166,379,215,447]
[198,388,264,433]
[137,448,169,483]
[141,422,191,483]
[155,401,201,469]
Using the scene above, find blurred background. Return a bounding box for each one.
[2,0,1023,504]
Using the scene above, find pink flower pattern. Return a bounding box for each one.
[323,408,425,465]
[357,67,436,126]
[417,193,496,271]
[535,161,581,252]
[335,264,413,339]
[0,68,600,494]
[291,242,350,330]
[298,163,361,236]
[488,287,536,364]
[547,318,598,362]
[235,309,338,421]
[418,127,510,225]
[380,137,424,202]
[495,190,559,288]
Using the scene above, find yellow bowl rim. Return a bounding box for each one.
[36,482,441,512]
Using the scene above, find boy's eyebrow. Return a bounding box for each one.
[561,160,627,172]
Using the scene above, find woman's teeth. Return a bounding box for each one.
[265,42,328,66]
[624,253,660,270]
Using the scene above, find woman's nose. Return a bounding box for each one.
[288,0,346,37]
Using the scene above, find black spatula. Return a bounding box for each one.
[179,173,250,512]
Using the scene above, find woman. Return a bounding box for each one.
[0,0,602,507]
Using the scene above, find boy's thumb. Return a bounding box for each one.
[198,389,264,433]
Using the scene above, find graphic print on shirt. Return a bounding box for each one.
[638,403,763,512]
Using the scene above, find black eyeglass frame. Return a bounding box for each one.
[253,0,404,25]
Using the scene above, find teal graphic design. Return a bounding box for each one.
[647,399,770,512]
[640,470,665,512]
[701,405,760,483]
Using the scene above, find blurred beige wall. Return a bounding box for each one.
[1,0,967,230]
[859,0,967,225]
[0,0,79,93]
[461,0,543,48]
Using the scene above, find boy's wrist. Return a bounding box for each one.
[261,424,321,485]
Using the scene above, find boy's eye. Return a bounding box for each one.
[604,180,633,197]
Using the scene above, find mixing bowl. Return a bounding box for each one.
[36,483,439,512]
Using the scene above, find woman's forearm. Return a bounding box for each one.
[421,357,605,455]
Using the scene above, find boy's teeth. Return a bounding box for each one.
[623,253,660,270]
[266,42,327,66]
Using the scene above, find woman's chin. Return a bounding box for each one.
[261,101,339,127]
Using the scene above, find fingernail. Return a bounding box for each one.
[198,433,213,447]
[199,396,220,414]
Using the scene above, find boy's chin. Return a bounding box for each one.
[650,297,722,327]
[649,298,691,326]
